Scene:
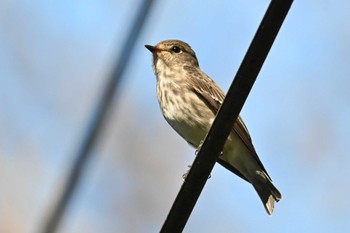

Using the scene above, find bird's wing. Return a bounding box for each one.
[183,65,271,179]
[184,65,225,112]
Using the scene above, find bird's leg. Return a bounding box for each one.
[183,140,212,181]
[195,140,204,155]
[196,140,224,156]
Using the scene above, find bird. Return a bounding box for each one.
[145,39,281,215]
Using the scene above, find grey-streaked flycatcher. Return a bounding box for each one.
[145,39,281,215]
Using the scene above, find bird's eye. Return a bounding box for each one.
[171,46,181,53]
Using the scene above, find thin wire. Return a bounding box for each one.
[41,1,156,232]
[160,0,293,232]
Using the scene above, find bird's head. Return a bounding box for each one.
[145,40,199,72]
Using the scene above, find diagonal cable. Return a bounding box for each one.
[41,1,156,233]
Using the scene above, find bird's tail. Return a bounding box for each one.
[252,171,282,215]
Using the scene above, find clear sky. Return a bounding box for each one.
[1,0,350,232]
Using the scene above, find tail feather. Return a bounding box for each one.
[253,171,282,215]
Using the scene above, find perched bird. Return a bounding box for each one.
[145,40,281,215]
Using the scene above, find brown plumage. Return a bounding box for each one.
[145,40,281,215]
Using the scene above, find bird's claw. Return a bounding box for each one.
[182,165,212,181]
[195,140,205,155]
[182,165,192,180]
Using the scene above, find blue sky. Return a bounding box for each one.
[1,1,350,232]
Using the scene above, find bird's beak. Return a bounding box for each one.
[145,44,157,53]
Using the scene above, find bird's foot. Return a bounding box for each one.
[184,140,215,181]
[195,140,224,157]
[195,140,205,155]
[182,165,211,181]
[182,165,192,180]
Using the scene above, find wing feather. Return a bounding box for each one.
[183,65,271,179]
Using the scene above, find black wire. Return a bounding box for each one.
[160,0,293,232]
[41,1,156,232]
